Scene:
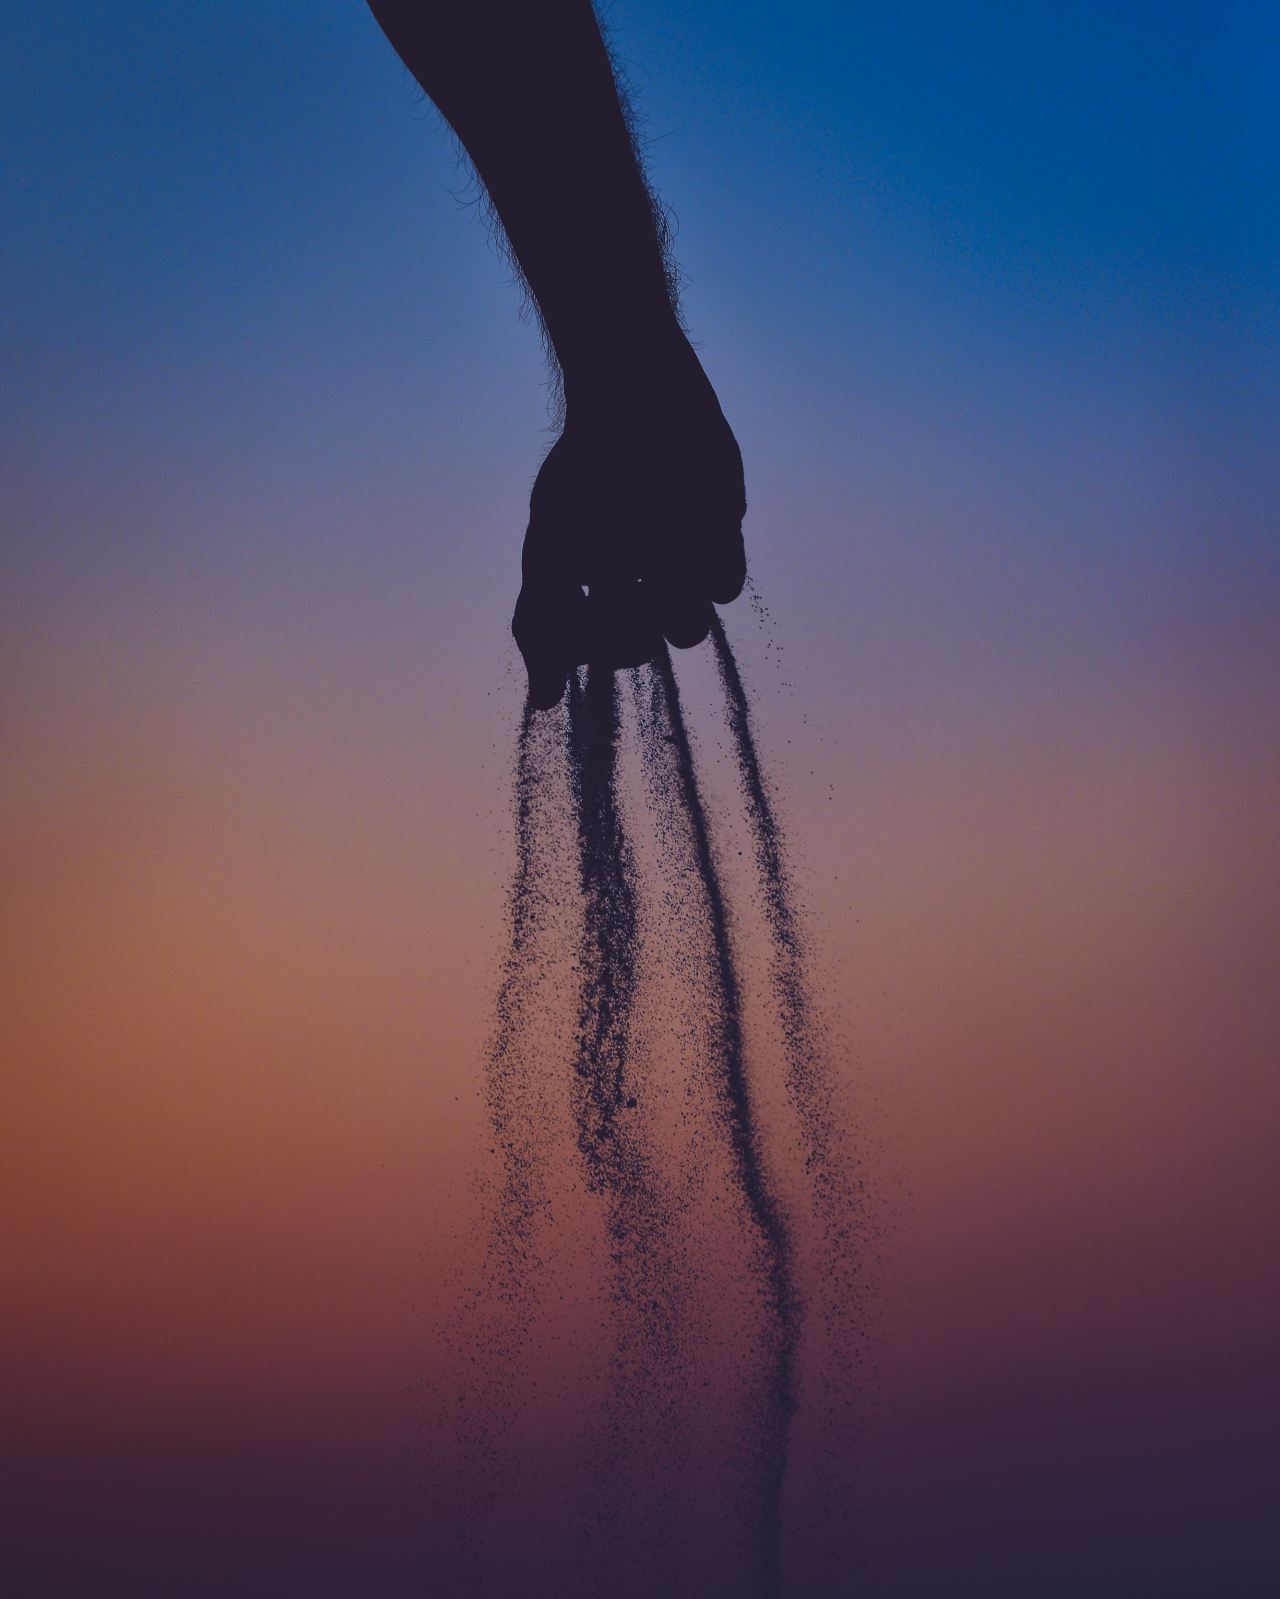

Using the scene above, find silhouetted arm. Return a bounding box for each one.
[368,1,676,399]
[367,0,747,707]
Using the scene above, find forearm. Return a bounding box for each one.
[367,0,684,399]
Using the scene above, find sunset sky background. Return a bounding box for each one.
[4,2,1278,1594]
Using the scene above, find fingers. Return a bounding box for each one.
[653,581,713,650]
[583,576,716,661]
[514,574,697,703]
[650,521,739,649]
[700,522,747,606]
[511,576,585,711]
[514,512,590,709]
[583,578,662,668]
[514,518,747,710]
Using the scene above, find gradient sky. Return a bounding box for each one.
[4,3,1278,1595]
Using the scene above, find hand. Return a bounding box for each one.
[512,336,747,709]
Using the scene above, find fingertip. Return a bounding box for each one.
[512,574,587,708]
[526,662,569,712]
[661,593,714,651]
[513,619,569,710]
[704,527,747,605]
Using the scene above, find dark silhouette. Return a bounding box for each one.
[366,0,747,708]
[365,11,839,1593]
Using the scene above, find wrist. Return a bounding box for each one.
[558,313,703,416]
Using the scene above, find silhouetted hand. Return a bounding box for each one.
[365,2,746,708]
[513,334,747,709]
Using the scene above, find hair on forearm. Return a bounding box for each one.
[411,4,684,426]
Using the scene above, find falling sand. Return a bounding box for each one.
[474,615,864,1596]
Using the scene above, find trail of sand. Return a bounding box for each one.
[476,620,854,1595]
[634,647,798,1599]
[710,613,877,1569]
[564,668,689,1578]
[486,700,559,1298]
